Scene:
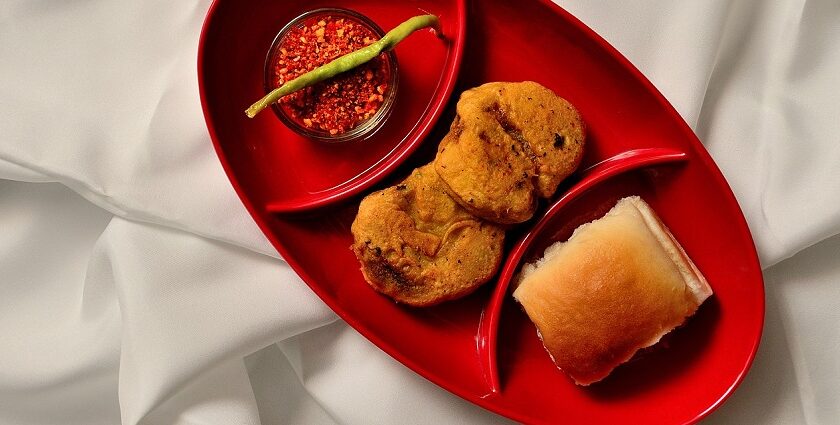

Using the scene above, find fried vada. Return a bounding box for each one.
[435,81,585,224]
[351,164,505,306]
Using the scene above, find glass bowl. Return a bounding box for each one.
[263,8,399,143]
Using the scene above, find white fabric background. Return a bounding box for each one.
[1,0,838,423]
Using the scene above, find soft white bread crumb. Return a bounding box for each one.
[512,196,712,386]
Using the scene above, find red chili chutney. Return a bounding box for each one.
[273,15,391,135]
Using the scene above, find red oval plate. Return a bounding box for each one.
[198,1,765,424]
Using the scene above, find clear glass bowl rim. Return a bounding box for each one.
[263,7,400,143]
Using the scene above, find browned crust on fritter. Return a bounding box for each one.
[434,81,586,224]
[350,164,505,306]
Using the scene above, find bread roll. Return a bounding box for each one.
[512,196,712,386]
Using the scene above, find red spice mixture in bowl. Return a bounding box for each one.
[264,8,398,142]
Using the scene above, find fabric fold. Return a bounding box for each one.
[2,0,840,423]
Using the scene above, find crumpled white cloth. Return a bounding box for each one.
[0,0,838,423]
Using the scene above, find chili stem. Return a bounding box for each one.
[245,14,441,118]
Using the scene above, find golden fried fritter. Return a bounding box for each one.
[434,81,585,224]
[350,164,505,306]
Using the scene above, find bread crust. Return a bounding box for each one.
[512,196,712,385]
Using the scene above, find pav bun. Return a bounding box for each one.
[512,196,712,385]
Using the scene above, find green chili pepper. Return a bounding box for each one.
[245,14,441,118]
